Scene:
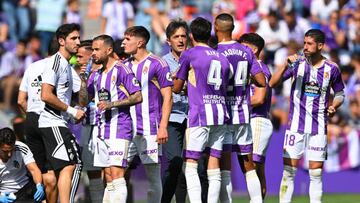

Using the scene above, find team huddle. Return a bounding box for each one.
[0,12,345,203]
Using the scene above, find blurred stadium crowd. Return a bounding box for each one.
[0,0,359,173]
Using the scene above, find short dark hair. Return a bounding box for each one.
[305,29,325,44]
[48,36,60,56]
[79,39,93,51]
[190,17,212,43]
[215,13,234,32]
[124,26,150,45]
[113,39,129,60]
[55,23,81,41]
[165,19,189,39]
[238,32,265,54]
[0,128,16,146]
[93,35,114,48]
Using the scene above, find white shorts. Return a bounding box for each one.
[227,124,253,155]
[127,134,162,164]
[184,125,225,160]
[93,126,130,168]
[80,125,101,171]
[251,117,273,163]
[282,130,327,161]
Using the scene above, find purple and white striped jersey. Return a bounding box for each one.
[250,60,272,118]
[88,62,141,140]
[216,41,262,124]
[124,54,173,136]
[177,45,230,127]
[283,59,345,135]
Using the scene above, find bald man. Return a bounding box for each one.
[215,13,266,203]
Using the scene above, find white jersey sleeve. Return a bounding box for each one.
[72,67,81,93]
[15,141,35,165]
[42,58,57,87]
[19,67,30,92]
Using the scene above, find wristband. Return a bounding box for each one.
[66,106,78,118]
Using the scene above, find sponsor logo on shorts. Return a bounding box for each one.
[308,146,326,151]
[109,151,124,156]
[141,149,157,155]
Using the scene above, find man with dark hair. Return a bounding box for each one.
[0,127,45,203]
[76,39,105,203]
[17,37,62,203]
[79,34,142,203]
[173,17,231,203]
[214,13,265,203]
[38,23,84,203]
[161,19,189,203]
[270,29,345,203]
[113,39,130,61]
[239,32,273,199]
[122,25,173,203]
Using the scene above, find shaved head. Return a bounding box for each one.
[215,13,234,33]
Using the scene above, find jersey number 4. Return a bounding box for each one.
[207,60,223,90]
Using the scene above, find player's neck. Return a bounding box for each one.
[103,56,117,72]
[58,48,71,61]
[308,53,325,68]
[171,49,181,61]
[133,48,150,63]
[217,33,232,43]
[193,41,209,47]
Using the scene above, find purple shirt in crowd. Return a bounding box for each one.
[177,45,230,127]
[88,62,141,140]
[125,54,173,136]
[282,59,345,135]
[216,41,262,124]
[251,60,272,118]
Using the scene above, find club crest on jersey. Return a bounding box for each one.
[132,78,140,86]
[324,72,329,79]
[166,72,172,82]
[13,160,20,168]
[112,75,116,84]
[143,66,149,74]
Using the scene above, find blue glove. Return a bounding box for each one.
[33,183,45,202]
[0,192,16,203]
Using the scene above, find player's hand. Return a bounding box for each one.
[97,101,112,111]
[33,183,45,202]
[156,127,168,144]
[74,109,86,122]
[327,106,336,117]
[79,64,87,74]
[0,192,16,203]
[287,54,299,64]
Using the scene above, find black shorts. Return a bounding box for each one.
[14,181,36,203]
[24,112,50,173]
[40,126,82,171]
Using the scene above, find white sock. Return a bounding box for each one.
[89,178,105,203]
[207,168,221,203]
[103,182,114,203]
[144,164,162,203]
[183,162,202,203]
[112,177,127,203]
[245,170,263,203]
[279,165,297,203]
[220,170,232,203]
[309,169,322,203]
